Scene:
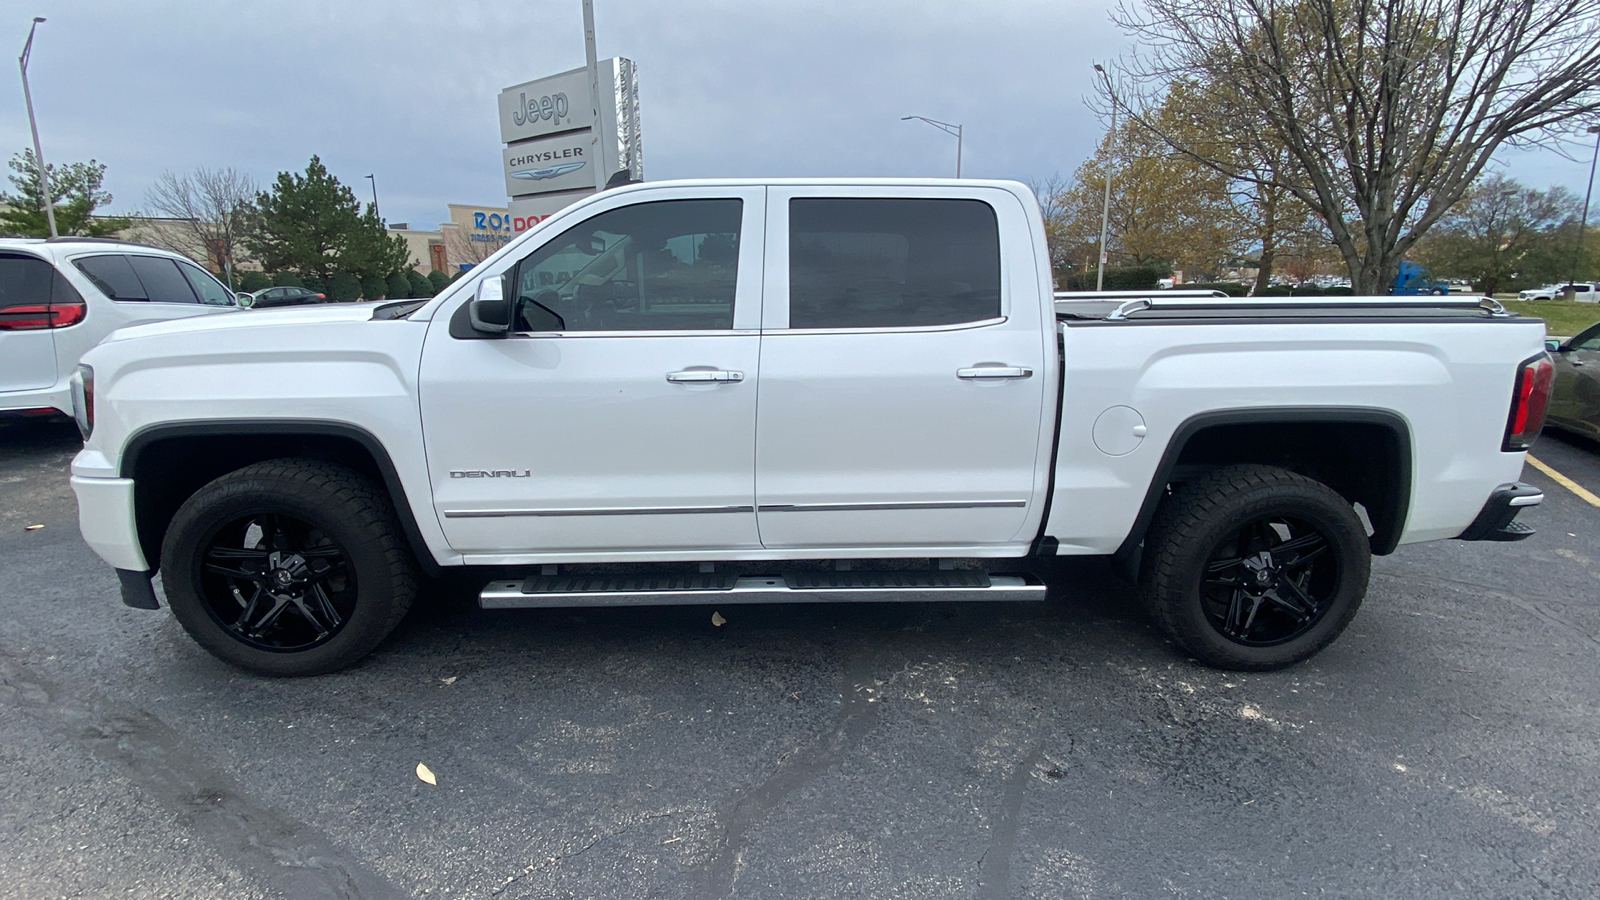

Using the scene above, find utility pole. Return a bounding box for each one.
[1572,125,1600,285]
[365,173,379,220]
[1093,64,1119,292]
[19,17,57,238]
[582,0,607,192]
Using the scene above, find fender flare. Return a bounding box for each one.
[120,419,441,577]
[1111,407,1414,561]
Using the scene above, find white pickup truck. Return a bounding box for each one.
[68,179,1554,677]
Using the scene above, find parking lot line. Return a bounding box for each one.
[1527,455,1600,507]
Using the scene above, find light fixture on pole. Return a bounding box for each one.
[19,16,57,238]
[1092,63,1119,292]
[901,116,963,178]
[365,173,379,220]
[1572,124,1600,285]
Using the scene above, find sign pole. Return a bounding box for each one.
[582,0,606,192]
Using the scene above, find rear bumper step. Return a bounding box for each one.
[479,571,1046,609]
[1457,481,1543,542]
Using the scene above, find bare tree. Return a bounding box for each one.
[141,167,258,287]
[1110,0,1600,293]
[1025,173,1075,285]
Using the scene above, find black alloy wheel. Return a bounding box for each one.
[161,459,418,676]
[1199,516,1336,647]
[198,511,356,652]
[1140,464,1371,670]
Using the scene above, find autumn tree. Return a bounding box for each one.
[1111,0,1600,294]
[0,149,130,237]
[1410,174,1581,293]
[1056,106,1240,279]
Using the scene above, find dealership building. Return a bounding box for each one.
[387,203,527,275]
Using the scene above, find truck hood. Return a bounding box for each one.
[103,302,390,343]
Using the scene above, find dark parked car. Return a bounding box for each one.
[243,286,327,308]
[1546,321,1600,440]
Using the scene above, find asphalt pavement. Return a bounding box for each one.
[2,415,1598,899]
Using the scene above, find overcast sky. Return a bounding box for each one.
[4,0,1594,231]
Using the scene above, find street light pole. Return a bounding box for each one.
[1572,125,1600,285]
[582,0,607,192]
[18,17,57,238]
[1093,63,1118,292]
[901,116,962,178]
[365,173,379,220]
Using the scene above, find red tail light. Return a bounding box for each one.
[0,301,87,330]
[1503,354,1553,451]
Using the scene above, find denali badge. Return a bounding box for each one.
[450,470,532,478]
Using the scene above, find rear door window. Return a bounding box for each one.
[127,256,200,304]
[74,254,148,301]
[786,198,1001,329]
[0,254,53,313]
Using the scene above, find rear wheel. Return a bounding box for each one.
[1140,465,1370,670]
[160,459,418,676]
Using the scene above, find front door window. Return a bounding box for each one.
[508,199,741,332]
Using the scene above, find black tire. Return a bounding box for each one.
[160,459,418,676]
[1139,464,1370,670]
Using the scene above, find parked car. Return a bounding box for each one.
[71,178,1549,677]
[1555,282,1599,303]
[1,238,238,418]
[1545,321,1600,439]
[1519,284,1563,301]
[244,286,328,308]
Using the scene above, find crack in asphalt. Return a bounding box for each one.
[0,647,409,900]
[490,812,677,896]
[694,642,882,898]
[1375,570,1600,652]
[979,742,1044,900]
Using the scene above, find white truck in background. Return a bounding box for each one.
[68,179,1552,676]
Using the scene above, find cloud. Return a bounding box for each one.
[3,0,1589,230]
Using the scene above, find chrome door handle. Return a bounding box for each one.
[666,370,744,383]
[957,366,1033,380]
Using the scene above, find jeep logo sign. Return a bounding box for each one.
[511,91,570,127]
[498,68,595,143]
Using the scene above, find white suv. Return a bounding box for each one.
[1,238,239,417]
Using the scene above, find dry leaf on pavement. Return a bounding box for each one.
[711,611,726,627]
[415,762,437,785]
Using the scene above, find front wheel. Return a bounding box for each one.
[1139,465,1371,670]
[160,459,418,676]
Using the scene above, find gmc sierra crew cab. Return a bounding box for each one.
[68,179,1553,676]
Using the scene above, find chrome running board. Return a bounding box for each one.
[478,570,1046,609]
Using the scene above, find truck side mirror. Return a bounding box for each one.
[468,276,510,334]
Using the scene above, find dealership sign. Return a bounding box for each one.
[501,132,593,195]
[497,58,642,213]
[497,68,595,144]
